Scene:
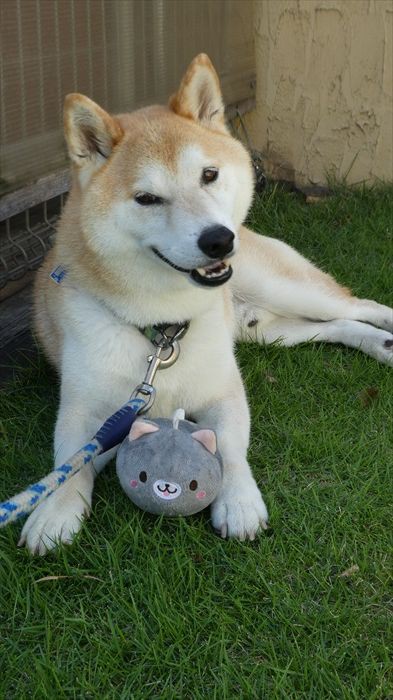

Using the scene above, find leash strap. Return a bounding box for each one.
[0,322,189,528]
[0,398,145,527]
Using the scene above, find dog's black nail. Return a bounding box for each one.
[248,318,258,328]
[384,339,393,348]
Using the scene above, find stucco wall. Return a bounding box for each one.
[247,0,393,186]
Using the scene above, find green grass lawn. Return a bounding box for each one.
[1,185,392,699]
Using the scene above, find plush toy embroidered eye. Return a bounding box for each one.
[116,409,222,516]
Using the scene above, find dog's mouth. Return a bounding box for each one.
[152,248,233,287]
[191,261,233,287]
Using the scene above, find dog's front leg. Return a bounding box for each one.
[195,380,268,540]
[19,401,116,555]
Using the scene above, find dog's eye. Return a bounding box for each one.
[201,168,218,185]
[139,471,147,483]
[135,193,163,206]
[189,480,198,491]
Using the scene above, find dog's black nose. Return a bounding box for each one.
[197,226,234,259]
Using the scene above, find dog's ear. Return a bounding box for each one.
[64,94,123,177]
[169,54,228,134]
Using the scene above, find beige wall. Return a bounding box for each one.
[247,0,393,186]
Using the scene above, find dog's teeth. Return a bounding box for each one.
[195,263,228,280]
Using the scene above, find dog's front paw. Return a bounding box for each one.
[18,487,91,555]
[211,476,268,541]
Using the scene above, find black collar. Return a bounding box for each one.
[139,322,190,346]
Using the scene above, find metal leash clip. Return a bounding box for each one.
[130,322,189,414]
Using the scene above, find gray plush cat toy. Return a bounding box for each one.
[116,409,222,516]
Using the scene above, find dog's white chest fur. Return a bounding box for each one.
[59,283,237,423]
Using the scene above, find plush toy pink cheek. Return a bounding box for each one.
[196,490,207,500]
[130,480,138,488]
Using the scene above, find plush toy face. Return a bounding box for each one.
[116,415,222,516]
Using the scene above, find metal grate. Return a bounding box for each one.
[0,195,64,293]
[0,168,70,297]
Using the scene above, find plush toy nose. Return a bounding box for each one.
[197,226,234,259]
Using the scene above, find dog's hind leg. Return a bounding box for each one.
[237,315,393,365]
[233,227,393,333]
[232,227,393,361]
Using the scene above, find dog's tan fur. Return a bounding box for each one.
[22,54,392,554]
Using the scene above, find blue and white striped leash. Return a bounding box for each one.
[0,397,146,527]
[0,321,188,528]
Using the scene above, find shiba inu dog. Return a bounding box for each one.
[21,54,392,554]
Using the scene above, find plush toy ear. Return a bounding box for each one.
[64,93,123,182]
[169,53,228,134]
[191,429,217,455]
[129,421,159,441]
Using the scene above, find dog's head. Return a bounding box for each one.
[64,54,254,288]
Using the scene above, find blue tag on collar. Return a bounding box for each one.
[50,264,68,284]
